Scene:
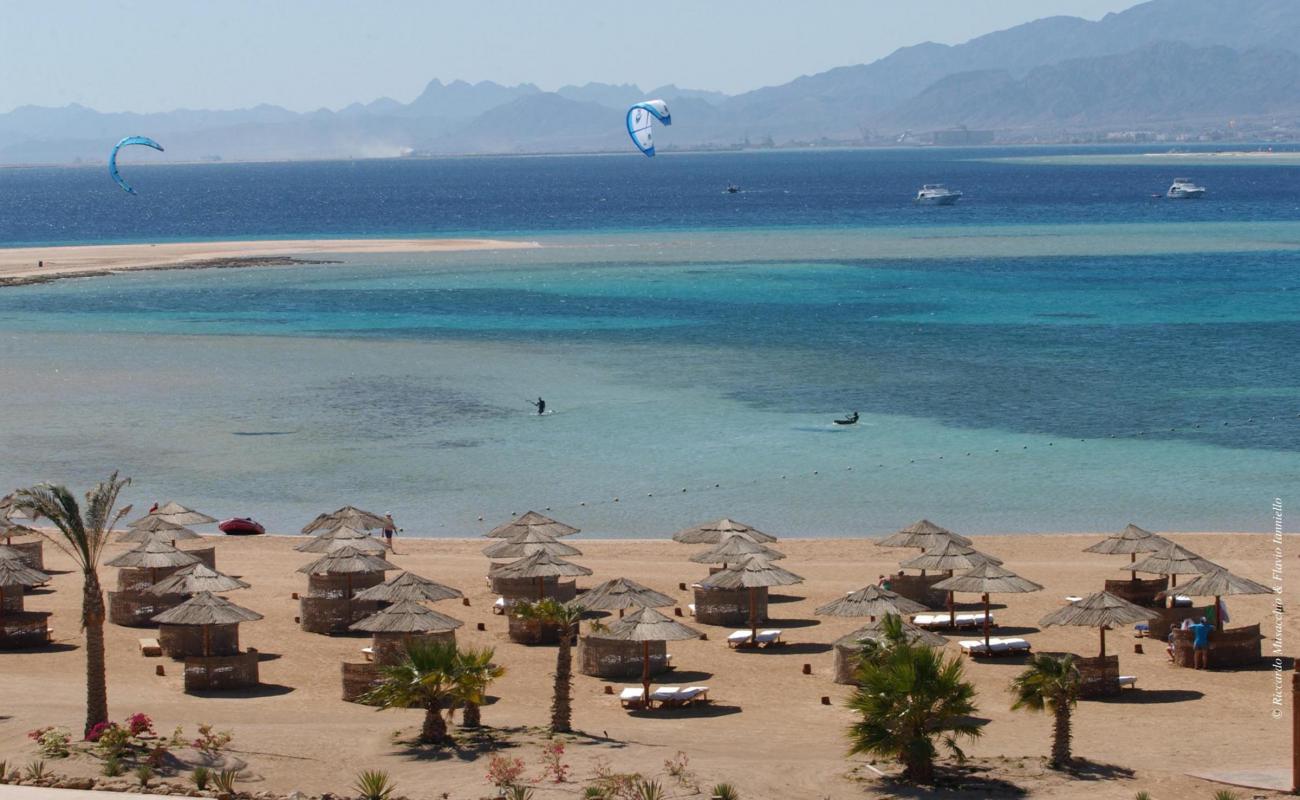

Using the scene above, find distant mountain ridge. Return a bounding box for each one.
[3,0,1299,163]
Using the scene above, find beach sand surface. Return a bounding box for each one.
[0,532,1291,799]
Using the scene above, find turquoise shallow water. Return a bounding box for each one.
[0,220,1296,537]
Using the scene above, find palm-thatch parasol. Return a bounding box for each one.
[0,517,39,545]
[150,591,262,656]
[699,555,804,642]
[590,606,701,705]
[672,518,777,545]
[324,536,387,554]
[0,545,34,564]
[348,599,464,634]
[815,585,927,619]
[1127,541,1221,588]
[934,563,1044,649]
[0,558,52,612]
[147,563,249,596]
[484,511,580,539]
[129,502,217,528]
[1166,567,1272,632]
[834,616,948,650]
[877,519,972,549]
[1083,524,1170,580]
[106,540,202,585]
[352,571,463,604]
[482,530,582,559]
[689,536,784,566]
[301,506,389,535]
[1039,591,1157,657]
[298,545,397,576]
[488,550,592,600]
[573,577,674,615]
[294,524,374,552]
[898,538,1001,575]
[119,518,202,545]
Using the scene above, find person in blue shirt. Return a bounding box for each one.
[1188,616,1212,669]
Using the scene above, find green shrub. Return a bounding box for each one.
[212,768,240,794]
[635,779,665,800]
[1133,792,1151,800]
[1212,791,1240,800]
[712,783,740,800]
[101,758,124,777]
[24,760,48,781]
[134,764,154,788]
[504,786,534,800]
[191,765,211,790]
[354,769,396,800]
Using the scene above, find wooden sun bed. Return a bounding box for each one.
[620,685,711,709]
[958,637,1031,657]
[913,612,995,630]
[139,638,162,657]
[727,629,784,649]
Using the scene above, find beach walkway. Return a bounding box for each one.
[0,787,182,799]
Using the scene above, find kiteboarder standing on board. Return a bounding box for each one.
[531,397,546,415]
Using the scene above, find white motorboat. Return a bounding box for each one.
[915,184,962,205]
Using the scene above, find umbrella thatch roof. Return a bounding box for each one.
[0,559,51,587]
[0,518,39,539]
[106,540,202,569]
[815,585,927,618]
[482,530,582,559]
[352,571,463,604]
[297,546,397,575]
[324,536,386,554]
[0,545,31,562]
[293,525,374,552]
[1168,568,1272,598]
[485,511,580,539]
[877,519,972,548]
[301,506,389,535]
[1082,524,1169,555]
[151,592,262,625]
[834,617,948,649]
[672,518,777,545]
[573,577,674,611]
[119,520,202,543]
[129,503,217,528]
[487,550,592,580]
[899,540,1001,572]
[1128,541,1221,577]
[349,600,464,633]
[689,536,784,564]
[588,606,701,642]
[698,556,804,590]
[932,563,1044,595]
[147,564,249,596]
[1039,591,1158,629]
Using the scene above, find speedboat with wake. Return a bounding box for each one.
[1166,178,1206,199]
[915,184,962,205]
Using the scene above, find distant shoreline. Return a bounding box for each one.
[0,237,541,287]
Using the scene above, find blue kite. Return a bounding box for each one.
[626,100,671,157]
[109,135,164,194]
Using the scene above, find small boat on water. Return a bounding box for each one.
[1166,178,1206,199]
[725,183,740,194]
[915,184,962,205]
[218,517,265,536]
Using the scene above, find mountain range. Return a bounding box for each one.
[3,0,1299,164]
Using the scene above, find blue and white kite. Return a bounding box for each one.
[109,135,164,194]
[626,100,671,157]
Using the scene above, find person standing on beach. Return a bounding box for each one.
[531,397,546,415]
[382,513,401,552]
[1189,617,1212,669]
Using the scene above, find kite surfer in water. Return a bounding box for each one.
[531,397,546,415]
[834,411,859,425]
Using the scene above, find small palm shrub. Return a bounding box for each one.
[101,757,124,777]
[25,760,48,781]
[354,769,396,800]
[212,768,240,794]
[134,764,154,788]
[191,765,211,790]
[712,783,740,800]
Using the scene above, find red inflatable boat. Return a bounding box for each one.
[218,517,265,536]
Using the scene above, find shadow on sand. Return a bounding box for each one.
[188,683,295,699]
[1093,688,1203,704]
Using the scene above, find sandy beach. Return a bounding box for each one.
[0,239,541,286]
[0,530,1291,799]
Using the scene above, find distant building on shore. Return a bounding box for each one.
[931,128,995,146]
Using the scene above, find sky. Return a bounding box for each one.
[1,1,1142,114]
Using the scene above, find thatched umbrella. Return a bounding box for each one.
[689,536,784,567]
[877,519,972,549]
[1039,591,1157,658]
[130,502,217,528]
[147,563,249,596]
[1128,541,1221,588]
[573,577,674,616]
[1,517,39,546]
[294,524,375,552]
[150,591,262,656]
[0,558,51,612]
[301,506,389,535]
[485,511,580,539]
[900,540,1003,614]
[672,518,777,545]
[487,550,592,601]
[352,571,463,604]
[325,536,387,554]
[593,606,701,705]
[835,616,948,650]
[482,530,582,559]
[298,545,397,612]
[934,563,1044,649]
[119,518,201,545]
[106,540,202,585]
[349,599,464,635]
[699,555,804,642]
[1083,524,1169,580]
[815,585,927,620]
[1167,568,1272,632]
[0,545,34,564]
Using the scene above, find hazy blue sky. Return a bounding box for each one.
[3,1,1141,113]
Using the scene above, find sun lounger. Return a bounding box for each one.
[727,629,784,648]
[648,686,681,704]
[138,638,162,657]
[1064,595,1083,604]
[687,603,696,617]
[361,646,374,661]
[1118,675,1137,689]
[915,612,993,630]
[959,637,1030,657]
[662,686,710,707]
[492,597,506,615]
[1171,595,1192,607]
[619,687,648,708]
[1134,622,1150,637]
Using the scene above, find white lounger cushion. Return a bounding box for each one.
[1118,675,1137,687]
[757,629,782,641]
[727,631,752,643]
[648,686,682,701]
[619,687,646,701]
[674,686,709,701]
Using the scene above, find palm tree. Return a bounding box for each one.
[514,598,584,733]
[361,639,462,745]
[853,612,910,669]
[847,639,981,784]
[1010,653,1081,769]
[12,473,131,735]
[453,646,504,728]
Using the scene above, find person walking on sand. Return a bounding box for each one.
[531,397,546,415]
[382,513,401,552]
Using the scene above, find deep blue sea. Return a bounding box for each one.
[0,146,1297,537]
